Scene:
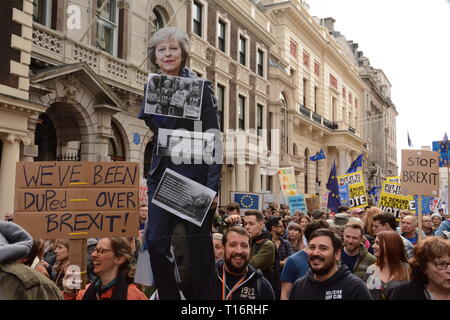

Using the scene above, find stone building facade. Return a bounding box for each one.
[0,0,397,217]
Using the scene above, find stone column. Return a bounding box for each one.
[252,164,261,192]
[0,135,20,219]
[337,147,348,175]
[236,163,246,191]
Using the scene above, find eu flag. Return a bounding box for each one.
[326,160,341,212]
[231,192,262,212]
[346,154,363,174]
[309,149,326,161]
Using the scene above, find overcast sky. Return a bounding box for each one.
[307,0,450,162]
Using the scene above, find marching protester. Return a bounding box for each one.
[389,237,450,300]
[366,231,410,299]
[280,220,329,300]
[215,226,275,300]
[286,222,304,253]
[289,228,372,300]
[372,213,414,260]
[421,215,435,236]
[341,222,376,281]
[401,215,420,245]
[212,233,224,262]
[431,212,442,231]
[138,26,222,300]
[50,239,70,291]
[63,237,147,300]
[0,221,63,300]
[266,216,293,268]
[243,210,279,298]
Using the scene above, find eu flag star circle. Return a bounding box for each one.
[240,195,254,208]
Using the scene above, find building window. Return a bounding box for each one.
[193,1,203,37]
[314,61,320,76]
[257,104,263,136]
[218,19,226,52]
[96,0,118,56]
[290,39,297,57]
[303,78,308,108]
[239,35,247,66]
[330,74,337,89]
[152,8,165,31]
[217,83,225,131]
[303,51,310,68]
[33,0,53,28]
[238,95,246,130]
[257,49,264,77]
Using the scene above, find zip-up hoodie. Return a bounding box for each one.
[215,260,275,300]
[289,265,373,300]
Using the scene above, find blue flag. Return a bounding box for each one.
[309,149,326,161]
[231,192,262,211]
[326,160,341,212]
[407,131,413,147]
[346,154,363,174]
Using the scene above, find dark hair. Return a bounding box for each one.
[226,202,240,213]
[338,206,350,213]
[266,216,282,232]
[410,236,450,284]
[304,220,330,242]
[223,226,250,246]
[343,222,364,238]
[373,213,397,230]
[309,228,342,253]
[244,210,264,222]
[108,237,135,283]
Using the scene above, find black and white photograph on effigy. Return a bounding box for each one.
[144,74,204,120]
[151,169,216,227]
[156,128,216,164]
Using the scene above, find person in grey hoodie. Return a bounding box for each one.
[289,228,372,300]
[0,221,63,300]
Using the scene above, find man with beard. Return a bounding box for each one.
[289,228,372,300]
[341,222,375,280]
[215,226,275,300]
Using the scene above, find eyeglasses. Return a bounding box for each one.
[434,261,450,270]
[93,247,114,255]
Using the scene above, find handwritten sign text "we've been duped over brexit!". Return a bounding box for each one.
[14,162,139,239]
[401,150,439,197]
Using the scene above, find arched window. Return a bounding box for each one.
[304,148,309,194]
[108,121,126,161]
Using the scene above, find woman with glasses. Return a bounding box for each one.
[389,236,450,300]
[64,237,147,300]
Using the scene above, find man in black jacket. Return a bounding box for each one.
[215,226,275,300]
[289,228,372,300]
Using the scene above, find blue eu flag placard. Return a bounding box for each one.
[231,192,262,212]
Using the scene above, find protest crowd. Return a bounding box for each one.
[1,26,450,301]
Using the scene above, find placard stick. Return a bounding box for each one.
[69,239,87,289]
[417,196,424,241]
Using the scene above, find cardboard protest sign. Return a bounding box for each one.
[144,74,204,120]
[305,196,320,212]
[278,167,297,196]
[401,149,439,197]
[378,181,415,218]
[152,169,216,227]
[287,195,306,214]
[14,162,139,239]
[337,171,368,209]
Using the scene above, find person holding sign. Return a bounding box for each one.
[138,27,221,300]
[63,237,147,300]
